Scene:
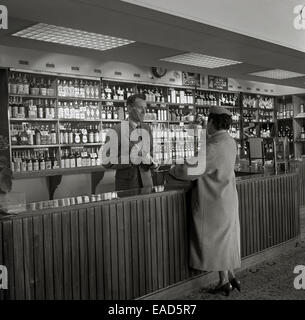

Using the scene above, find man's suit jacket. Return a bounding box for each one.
[104,121,154,191]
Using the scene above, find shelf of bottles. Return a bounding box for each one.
[240,94,275,158]
[242,94,275,136]
[99,81,243,164]
[8,72,279,173]
[7,71,104,176]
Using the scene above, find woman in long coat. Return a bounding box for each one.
[169,106,241,296]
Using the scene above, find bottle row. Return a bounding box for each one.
[145,107,168,121]
[277,104,294,119]
[242,110,274,123]
[11,147,101,173]
[59,124,101,144]
[11,124,57,146]
[102,84,135,101]
[9,97,57,119]
[8,72,55,96]
[153,143,196,164]
[243,95,274,109]
[58,101,100,120]
[278,125,294,141]
[151,124,197,143]
[245,125,272,138]
[57,79,100,99]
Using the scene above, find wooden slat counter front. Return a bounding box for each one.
[0,172,300,300]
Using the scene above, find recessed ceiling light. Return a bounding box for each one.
[160,52,242,69]
[12,23,135,51]
[249,69,305,79]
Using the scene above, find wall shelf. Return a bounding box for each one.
[9,118,57,122]
[13,166,106,179]
[9,94,56,99]
[11,144,60,149]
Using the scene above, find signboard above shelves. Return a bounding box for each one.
[208,75,229,91]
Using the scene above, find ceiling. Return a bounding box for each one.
[1,0,305,89]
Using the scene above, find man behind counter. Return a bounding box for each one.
[104,93,158,191]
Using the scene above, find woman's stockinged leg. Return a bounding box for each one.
[218,271,229,285]
[228,269,235,280]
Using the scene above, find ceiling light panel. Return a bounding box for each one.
[249,69,305,79]
[12,23,135,51]
[160,52,242,69]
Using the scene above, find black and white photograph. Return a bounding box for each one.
[1,0,305,310]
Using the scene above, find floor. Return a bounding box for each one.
[178,208,305,300]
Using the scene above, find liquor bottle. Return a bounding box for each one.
[27,124,34,145]
[113,86,118,100]
[57,80,63,97]
[64,149,70,169]
[74,127,81,144]
[69,151,76,168]
[90,81,95,99]
[40,78,47,96]
[88,125,94,143]
[74,79,80,98]
[51,124,57,144]
[63,80,69,97]
[63,102,69,119]
[33,152,39,171]
[19,124,29,145]
[79,80,85,98]
[60,150,65,168]
[37,99,44,118]
[26,151,33,172]
[105,84,112,100]
[50,100,55,119]
[39,152,46,170]
[52,150,59,169]
[20,152,27,172]
[69,80,75,98]
[17,73,24,94]
[81,126,88,144]
[95,82,100,99]
[94,125,100,143]
[101,85,106,100]
[113,106,118,120]
[107,106,112,119]
[45,151,52,170]
[67,125,73,144]
[85,81,90,99]
[69,101,75,119]
[90,148,96,167]
[95,102,100,120]
[46,79,54,96]
[75,151,82,167]
[79,101,85,120]
[9,73,17,94]
[101,106,106,120]
[23,74,30,95]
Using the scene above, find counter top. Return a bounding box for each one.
[0,185,184,217]
[2,161,303,217]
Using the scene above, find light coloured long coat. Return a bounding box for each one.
[170,130,241,271]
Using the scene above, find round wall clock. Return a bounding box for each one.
[151,67,167,78]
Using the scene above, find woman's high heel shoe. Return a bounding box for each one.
[230,278,241,292]
[208,282,233,296]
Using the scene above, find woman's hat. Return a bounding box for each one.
[210,106,232,116]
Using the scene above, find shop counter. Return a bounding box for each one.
[0,172,300,300]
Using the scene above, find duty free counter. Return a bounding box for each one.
[0,163,304,300]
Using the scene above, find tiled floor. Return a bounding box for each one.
[178,207,305,300]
